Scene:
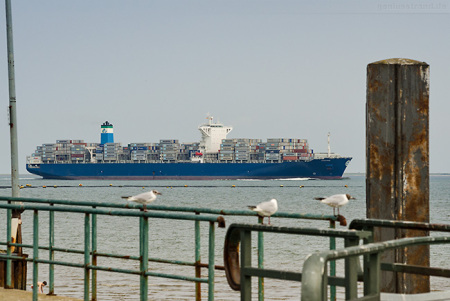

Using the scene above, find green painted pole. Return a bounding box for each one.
[49,206,55,295]
[139,217,144,298]
[84,213,90,301]
[140,216,149,301]
[91,209,97,300]
[257,216,264,301]
[195,217,201,301]
[208,222,215,301]
[5,205,12,288]
[344,238,360,300]
[139,217,143,256]
[240,230,252,301]
[366,252,381,295]
[329,220,336,301]
[32,210,39,301]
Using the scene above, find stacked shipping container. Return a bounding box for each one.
[130,143,151,162]
[30,137,313,164]
[266,138,312,161]
[159,140,179,162]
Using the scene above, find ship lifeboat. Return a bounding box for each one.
[195,151,203,156]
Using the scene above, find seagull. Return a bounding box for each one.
[315,194,355,216]
[122,190,162,211]
[248,198,278,225]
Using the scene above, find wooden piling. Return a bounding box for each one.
[0,253,27,289]
[366,58,430,293]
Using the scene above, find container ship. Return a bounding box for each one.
[26,116,352,180]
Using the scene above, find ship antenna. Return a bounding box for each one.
[327,132,331,157]
[206,113,213,125]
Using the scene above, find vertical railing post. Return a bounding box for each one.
[91,208,98,301]
[344,238,359,300]
[257,216,264,301]
[195,216,201,301]
[5,203,12,288]
[208,222,215,301]
[365,252,381,296]
[140,215,149,301]
[363,226,374,296]
[329,220,336,300]
[240,229,252,301]
[32,209,39,301]
[322,259,329,300]
[84,213,90,301]
[48,204,55,295]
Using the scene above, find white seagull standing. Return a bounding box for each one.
[122,190,162,211]
[315,194,355,216]
[248,198,278,225]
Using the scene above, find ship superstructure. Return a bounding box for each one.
[198,115,232,154]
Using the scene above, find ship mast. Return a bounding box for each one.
[327,132,331,157]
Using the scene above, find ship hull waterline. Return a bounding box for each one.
[26,158,351,180]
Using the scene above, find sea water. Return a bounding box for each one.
[0,174,449,300]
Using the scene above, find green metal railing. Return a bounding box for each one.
[349,219,450,288]
[0,200,224,301]
[301,235,450,300]
[223,223,373,300]
[0,195,341,301]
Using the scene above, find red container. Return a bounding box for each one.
[283,156,298,161]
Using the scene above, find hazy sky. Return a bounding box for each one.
[1,1,449,174]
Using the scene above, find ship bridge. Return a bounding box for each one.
[198,115,232,153]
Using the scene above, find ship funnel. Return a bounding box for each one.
[101,121,114,144]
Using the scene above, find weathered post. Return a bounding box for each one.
[366,58,430,294]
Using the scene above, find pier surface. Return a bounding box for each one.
[0,288,81,301]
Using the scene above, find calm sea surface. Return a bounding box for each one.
[0,174,449,300]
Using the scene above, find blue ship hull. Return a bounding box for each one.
[26,158,351,180]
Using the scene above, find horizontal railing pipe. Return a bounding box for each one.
[145,271,209,283]
[0,203,225,226]
[226,223,372,239]
[0,196,340,224]
[350,218,450,232]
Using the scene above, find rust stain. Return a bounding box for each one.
[367,103,387,123]
[368,142,395,182]
[217,216,226,228]
[336,215,347,226]
[368,79,383,93]
[416,95,429,116]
